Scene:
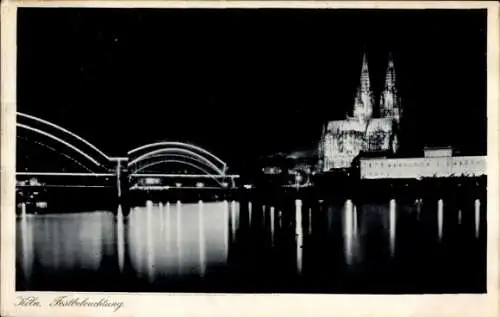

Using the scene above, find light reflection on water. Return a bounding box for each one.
[17,211,110,275]
[126,200,230,279]
[16,197,486,292]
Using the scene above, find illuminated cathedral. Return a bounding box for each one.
[319,52,402,171]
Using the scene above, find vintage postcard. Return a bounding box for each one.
[1,1,499,316]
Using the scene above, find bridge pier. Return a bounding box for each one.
[113,158,130,206]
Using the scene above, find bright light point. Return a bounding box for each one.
[36,201,48,208]
[29,178,41,186]
[175,183,182,188]
[295,174,303,183]
[196,182,204,188]
[222,182,228,188]
[144,177,161,185]
[244,184,253,189]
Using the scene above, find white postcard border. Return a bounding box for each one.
[1,1,499,317]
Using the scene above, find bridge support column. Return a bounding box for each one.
[116,161,122,198]
[115,159,129,205]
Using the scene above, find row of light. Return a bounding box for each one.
[141,180,230,189]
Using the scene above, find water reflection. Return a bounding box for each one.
[270,206,275,246]
[16,196,486,293]
[438,198,444,240]
[198,200,206,277]
[295,199,303,274]
[17,211,110,276]
[389,198,396,256]
[19,205,34,282]
[248,202,252,226]
[343,199,354,265]
[353,205,358,236]
[126,200,234,280]
[116,205,125,272]
[308,207,312,235]
[223,200,229,261]
[475,198,480,238]
[231,200,238,240]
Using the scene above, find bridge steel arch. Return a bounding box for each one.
[16,112,112,172]
[128,142,228,174]
[131,159,227,187]
[17,135,96,173]
[128,148,225,176]
[129,152,217,173]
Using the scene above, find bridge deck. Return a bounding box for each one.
[16,172,239,178]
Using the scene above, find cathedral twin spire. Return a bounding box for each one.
[319,51,402,170]
[352,52,401,125]
[353,53,374,123]
[380,52,401,124]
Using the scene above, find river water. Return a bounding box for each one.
[16,196,486,293]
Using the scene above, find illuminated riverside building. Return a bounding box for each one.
[359,147,486,179]
[319,52,402,171]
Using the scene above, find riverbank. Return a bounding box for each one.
[16,175,486,215]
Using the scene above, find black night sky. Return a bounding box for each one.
[17,8,487,171]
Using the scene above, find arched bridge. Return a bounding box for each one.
[16,112,239,196]
[126,141,238,190]
[17,112,113,172]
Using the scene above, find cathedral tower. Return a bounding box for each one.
[352,52,374,123]
[318,124,326,168]
[380,53,402,125]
